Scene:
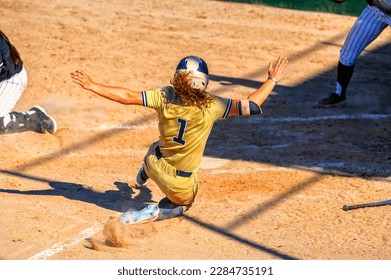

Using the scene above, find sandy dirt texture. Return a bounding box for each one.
[0,0,390,260]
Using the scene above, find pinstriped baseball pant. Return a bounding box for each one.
[340,5,390,67]
[0,67,28,117]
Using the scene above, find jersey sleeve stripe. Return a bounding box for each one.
[222,98,232,119]
[142,91,148,107]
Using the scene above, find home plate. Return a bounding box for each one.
[200,156,231,169]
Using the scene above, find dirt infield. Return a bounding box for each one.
[1,0,390,260]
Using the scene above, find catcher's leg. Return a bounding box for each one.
[0,106,57,134]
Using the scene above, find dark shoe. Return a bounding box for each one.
[135,165,148,188]
[29,105,58,134]
[318,93,346,108]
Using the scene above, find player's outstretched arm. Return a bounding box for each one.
[248,56,288,106]
[229,57,288,116]
[70,70,143,105]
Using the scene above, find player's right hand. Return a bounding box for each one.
[70,70,94,90]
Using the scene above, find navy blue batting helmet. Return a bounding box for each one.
[175,56,209,91]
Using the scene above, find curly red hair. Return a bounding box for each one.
[171,72,213,109]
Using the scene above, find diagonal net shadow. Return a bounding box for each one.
[209,32,348,95]
[1,113,157,212]
[183,173,325,260]
[185,215,298,260]
[11,113,156,173]
[0,170,154,213]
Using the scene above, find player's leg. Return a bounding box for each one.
[143,149,198,209]
[133,142,159,188]
[156,196,191,220]
[121,143,196,224]
[0,106,57,134]
[337,6,387,96]
[0,112,32,134]
[135,164,149,187]
[318,6,388,107]
[0,67,27,117]
[0,67,56,134]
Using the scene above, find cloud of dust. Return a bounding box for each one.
[90,216,157,251]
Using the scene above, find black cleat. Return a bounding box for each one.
[29,105,58,134]
[317,93,346,108]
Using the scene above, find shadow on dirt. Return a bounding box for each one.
[207,40,391,179]
[0,169,154,213]
[183,172,327,260]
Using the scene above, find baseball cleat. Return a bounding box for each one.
[119,205,160,225]
[317,93,346,108]
[29,105,58,134]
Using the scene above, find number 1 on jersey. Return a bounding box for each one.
[173,118,187,145]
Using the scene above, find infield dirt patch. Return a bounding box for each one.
[0,0,390,260]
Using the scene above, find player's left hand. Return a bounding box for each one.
[268,56,288,84]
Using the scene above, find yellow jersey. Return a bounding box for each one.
[142,86,232,172]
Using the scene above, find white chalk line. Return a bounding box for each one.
[28,224,103,260]
[28,211,124,260]
[90,113,391,131]
[95,113,391,130]
[241,113,391,123]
